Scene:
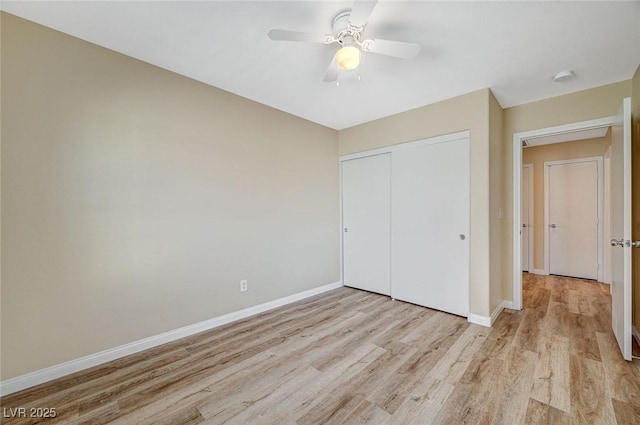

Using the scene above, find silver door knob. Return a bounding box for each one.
[550,224,557,228]
[631,241,640,248]
[611,238,624,247]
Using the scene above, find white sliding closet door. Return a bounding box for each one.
[342,154,391,295]
[391,138,469,316]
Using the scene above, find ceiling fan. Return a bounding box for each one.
[267,0,421,82]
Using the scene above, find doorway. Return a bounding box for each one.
[512,116,615,310]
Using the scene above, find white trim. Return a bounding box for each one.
[339,130,470,162]
[532,268,547,275]
[339,162,345,288]
[490,300,514,325]
[490,303,504,325]
[543,156,604,280]
[521,163,534,272]
[467,313,492,327]
[512,116,615,311]
[501,300,515,310]
[603,148,612,284]
[621,98,633,360]
[468,300,513,328]
[0,281,343,397]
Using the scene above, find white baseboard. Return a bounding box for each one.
[467,313,491,327]
[532,269,547,275]
[500,300,515,310]
[468,300,513,328]
[0,281,343,397]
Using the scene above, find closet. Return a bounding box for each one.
[341,132,469,317]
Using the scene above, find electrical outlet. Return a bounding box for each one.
[240,279,248,292]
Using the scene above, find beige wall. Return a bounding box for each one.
[501,81,632,302]
[632,65,640,333]
[522,135,612,271]
[339,89,493,317]
[489,92,503,312]
[1,13,340,379]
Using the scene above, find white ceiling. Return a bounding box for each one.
[3,1,640,130]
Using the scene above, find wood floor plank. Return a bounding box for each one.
[525,286,551,311]
[611,398,640,425]
[384,377,453,425]
[427,324,489,385]
[195,365,321,425]
[530,334,571,413]
[261,344,390,424]
[567,313,602,361]
[293,347,390,425]
[513,307,545,353]
[568,291,595,316]
[431,352,504,424]
[490,346,538,425]
[482,309,523,359]
[351,404,392,424]
[310,312,401,372]
[370,307,436,349]
[548,278,569,304]
[569,354,616,424]
[105,350,278,425]
[523,398,571,425]
[542,301,571,339]
[369,314,467,414]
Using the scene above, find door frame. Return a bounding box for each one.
[512,117,614,310]
[603,146,612,284]
[543,156,604,280]
[522,163,534,272]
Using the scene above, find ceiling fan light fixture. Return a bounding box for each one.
[335,45,361,71]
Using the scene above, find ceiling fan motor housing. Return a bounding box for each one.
[332,9,362,45]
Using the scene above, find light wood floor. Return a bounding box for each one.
[2,274,640,424]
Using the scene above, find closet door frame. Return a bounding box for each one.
[339,130,471,304]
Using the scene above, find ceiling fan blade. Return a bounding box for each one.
[361,38,421,59]
[348,0,379,27]
[267,29,331,44]
[322,54,339,83]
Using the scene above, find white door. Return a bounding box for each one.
[391,138,469,317]
[610,98,632,361]
[547,159,600,280]
[342,154,391,295]
[522,164,533,272]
